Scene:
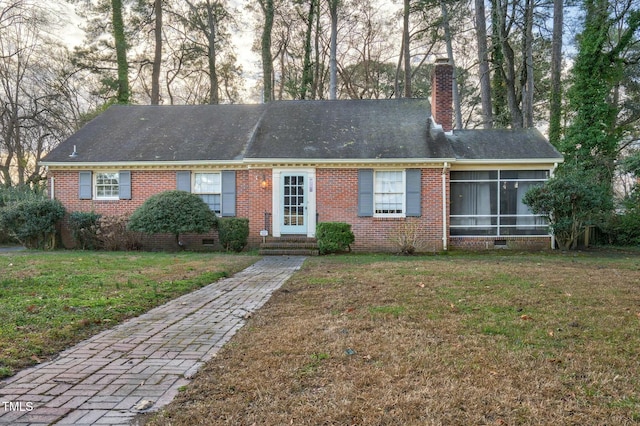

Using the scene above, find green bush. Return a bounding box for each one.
[0,198,65,249]
[68,211,102,250]
[218,217,249,252]
[128,190,217,248]
[604,210,640,246]
[316,222,355,254]
[523,167,612,250]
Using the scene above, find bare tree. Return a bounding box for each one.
[151,0,162,104]
[328,0,339,99]
[0,1,79,186]
[259,0,274,102]
[403,0,411,97]
[549,0,563,145]
[475,0,493,128]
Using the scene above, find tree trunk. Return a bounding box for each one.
[111,0,129,104]
[151,0,162,105]
[300,0,316,99]
[475,0,493,128]
[260,0,274,102]
[521,0,534,127]
[312,0,321,99]
[441,1,462,129]
[549,0,563,146]
[206,1,219,105]
[495,0,522,128]
[329,0,338,100]
[490,0,507,127]
[403,0,411,98]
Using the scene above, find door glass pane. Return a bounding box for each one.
[283,175,305,229]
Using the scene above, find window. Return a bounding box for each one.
[450,170,549,236]
[193,172,221,214]
[374,170,405,216]
[95,172,120,199]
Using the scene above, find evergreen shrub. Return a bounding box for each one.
[316,222,354,254]
[218,217,249,252]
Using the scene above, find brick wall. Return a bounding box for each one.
[449,236,552,251]
[51,169,231,251]
[51,167,552,252]
[316,168,446,252]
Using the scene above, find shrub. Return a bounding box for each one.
[218,217,249,252]
[316,222,354,254]
[603,209,640,246]
[96,214,144,251]
[0,198,65,249]
[128,190,217,248]
[523,167,612,250]
[388,221,426,255]
[68,211,102,250]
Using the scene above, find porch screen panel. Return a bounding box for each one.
[450,171,497,236]
[450,170,549,236]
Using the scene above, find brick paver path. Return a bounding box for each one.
[0,256,305,425]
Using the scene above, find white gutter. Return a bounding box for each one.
[50,176,55,200]
[452,158,564,165]
[442,161,449,251]
[39,159,246,168]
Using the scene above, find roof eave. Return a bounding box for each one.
[41,160,246,169]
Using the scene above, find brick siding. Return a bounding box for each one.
[50,167,551,252]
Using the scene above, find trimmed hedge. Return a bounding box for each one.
[316,222,355,254]
[218,217,249,252]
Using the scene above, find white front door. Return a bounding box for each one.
[281,173,308,234]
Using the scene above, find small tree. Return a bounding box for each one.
[523,167,612,250]
[128,190,216,248]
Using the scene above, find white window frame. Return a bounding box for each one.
[193,172,222,214]
[94,172,120,200]
[374,170,406,218]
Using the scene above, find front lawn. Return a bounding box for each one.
[0,251,259,378]
[149,251,640,425]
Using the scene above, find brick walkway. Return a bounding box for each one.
[0,256,305,426]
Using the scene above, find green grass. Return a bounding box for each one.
[0,251,259,377]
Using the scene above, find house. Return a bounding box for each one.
[40,62,563,252]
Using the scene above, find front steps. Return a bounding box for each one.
[259,236,319,256]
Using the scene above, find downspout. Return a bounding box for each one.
[442,162,449,251]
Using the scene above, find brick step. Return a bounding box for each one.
[260,236,319,256]
[258,248,320,256]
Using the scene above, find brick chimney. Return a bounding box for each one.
[431,58,453,132]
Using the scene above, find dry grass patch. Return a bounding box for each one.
[149,252,640,425]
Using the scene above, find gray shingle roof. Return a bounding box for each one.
[43,105,266,163]
[244,99,454,159]
[448,128,563,160]
[42,100,563,164]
